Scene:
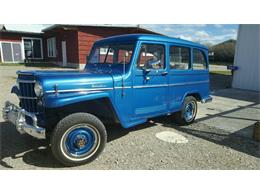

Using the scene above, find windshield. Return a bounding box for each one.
[88,43,135,66]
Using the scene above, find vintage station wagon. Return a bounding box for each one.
[3,34,212,166]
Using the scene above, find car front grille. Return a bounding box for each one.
[18,78,38,113]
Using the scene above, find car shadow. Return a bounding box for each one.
[0,121,156,169]
[159,119,260,159]
[0,121,62,168]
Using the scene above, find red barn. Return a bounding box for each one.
[0,24,160,69]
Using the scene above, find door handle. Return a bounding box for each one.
[161,71,168,76]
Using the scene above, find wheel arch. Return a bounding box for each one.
[184,91,202,102]
[45,97,120,132]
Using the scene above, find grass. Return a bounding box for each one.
[209,61,233,66]
[0,63,24,66]
[210,70,232,75]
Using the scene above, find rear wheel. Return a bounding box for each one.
[51,113,107,166]
[174,96,197,125]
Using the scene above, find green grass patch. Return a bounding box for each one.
[209,61,233,66]
[0,63,24,66]
[210,70,232,75]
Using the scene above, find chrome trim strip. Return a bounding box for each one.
[18,96,37,100]
[46,87,113,94]
[114,86,132,89]
[45,80,209,93]
[169,80,209,87]
[133,84,168,89]
[17,79,36,83]
[133,80,209,89]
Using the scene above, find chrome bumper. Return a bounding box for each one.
[201,96,213,103]
[2,101,46,139]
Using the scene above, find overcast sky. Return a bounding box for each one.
[4,24,238,45]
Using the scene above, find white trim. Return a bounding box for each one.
[46,87,113,94]
[22,37,43,60]
[0,41,3,62]
[47,37,56,57]
[0,41,23,63]
[62,41,67,66]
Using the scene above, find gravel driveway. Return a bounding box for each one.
[0,66,259,169]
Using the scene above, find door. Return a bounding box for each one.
[1,42,22,62]
[23,38,43,59]
[168,45,192,110]
[62,41,67,66]
[12,43,22,61]
[133,43,168,118]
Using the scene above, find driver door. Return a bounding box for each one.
[132,43,168,118]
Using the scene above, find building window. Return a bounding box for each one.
[47,37,56,57]
[193,49,207,70]
[0,42,23,62]
[170,46,190,70]
[22,37,43,59]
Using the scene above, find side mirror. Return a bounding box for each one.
[86,55,89,64]
[144,59,161,72]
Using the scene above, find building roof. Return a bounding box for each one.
[95,34,208,49]
[0,24,43,34]
[0,24,161,36]
[42,24,161,35]
[0,24,6,30]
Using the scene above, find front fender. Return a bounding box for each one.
[44,92,111,108]
[11,86,20,96]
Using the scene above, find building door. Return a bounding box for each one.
[0,42,22,62]
[22,38,43,59]
[62,41,67,66]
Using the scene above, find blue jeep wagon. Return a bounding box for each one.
[3,34,212,166]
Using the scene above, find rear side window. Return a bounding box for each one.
[170,46,190,70]
[193,49,207,70]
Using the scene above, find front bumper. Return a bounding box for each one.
[2,101,46,139]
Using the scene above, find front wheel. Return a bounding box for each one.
[174,96,197,125]
[51,113,107,166]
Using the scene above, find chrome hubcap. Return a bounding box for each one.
[60,124,101,160]
[184,102,196,122]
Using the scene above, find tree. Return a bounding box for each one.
[209,39,236,64]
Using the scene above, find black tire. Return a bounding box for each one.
[51,112,107,167]
[174,96,197,125]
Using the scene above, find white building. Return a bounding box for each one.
[232,24,260,91]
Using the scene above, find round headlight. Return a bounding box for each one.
[34,82,43,97]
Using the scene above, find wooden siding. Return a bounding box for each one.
[77,27,154,64]
[43,29,79,64]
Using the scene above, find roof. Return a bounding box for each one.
[0,29,43,35]
[1,24,45,34]
[95,34,208,49]
[0,24,6,30]
[0,24,161,36]
[42,24,161,35]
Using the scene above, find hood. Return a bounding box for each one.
[17,69,117,93]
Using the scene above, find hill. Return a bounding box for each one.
[209,39,236,64]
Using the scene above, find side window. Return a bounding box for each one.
[193,49,207,70]
[137,44,165,70]
[170,46,190,70]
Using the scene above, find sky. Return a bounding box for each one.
[4,24,238,45]
[142,24,238,45]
